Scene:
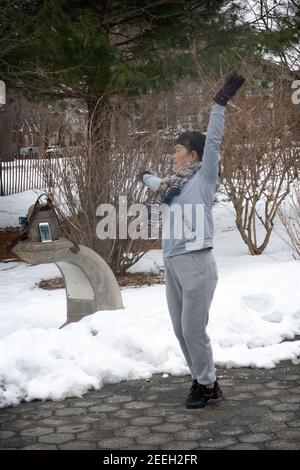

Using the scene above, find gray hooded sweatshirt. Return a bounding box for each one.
[143,102,225,258]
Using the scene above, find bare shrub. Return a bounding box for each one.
[277,181,300,259]
[220,73,299,255]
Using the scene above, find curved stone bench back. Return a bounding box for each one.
[12,239,124,327]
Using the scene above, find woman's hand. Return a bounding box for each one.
[213,72,246,106]
[136,170,152,182]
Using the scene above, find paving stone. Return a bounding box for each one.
[85,391,111,399]
[116,426,150,438]
[235,407,275,418]
[234,384,261,392]
[162,441,200,450]
[288,388,300,394]
[71,416,102,425]
[152,423,187,433]
[89,404,120,413]
[0,431,16,439]
[280,375,300,381]
[55,424,90,434]
[189,420,218,428]
[275,429,300,441]
[151,385,178,392]
[38,433,74,444]
[270,403,300,412]
[217,379,235,386]
[95,419,128,430]
[56,407,86,416]
[125,445,160,450]
[145,394,159,401]
[218,426,249,436]
[174,429,211,441]
[268,412,296,422]
[286,420,300,428]
[70,400,100,408]
[280,395,300,403]
[256,389,283,398]
[20,427,54,437]
[256,399,280,407]
[75,430,112,441]
[224,371,251,379]
[238,433,276,444]
[144,408,177,417]
[0,437,37,449]
[38,418,77,427]
[222,416,258,427]
[5,405,33,414]
[104,395,133,404]
[230,393,255,401]
[16,410,54,421]
[165,414,196,424]
[136,433,173,446]
[37,401,66,409]
[167,376,190,383]
[0,414,16,423]
[123,401,154,410]
[113,409,141,419]
[266,440,300,450]
[59,440,97,450]
[131,417,163,426]
[22,444,57,450]
[156,401,182,408]
[226,443,261,450]
[249,422,287,433]
[265,381,289,389]
[4,420,40,432]
[24,411,53,420]
[97,437,135,449]
[198,437,237,449]
[219,400,242,409]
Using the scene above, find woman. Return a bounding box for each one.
[138,73,245,409]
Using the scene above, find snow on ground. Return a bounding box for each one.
[0,190,43,228]
[0,190,300,408]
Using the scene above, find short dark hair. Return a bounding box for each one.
[175,131,206,161]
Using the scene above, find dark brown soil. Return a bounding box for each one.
[0,228,21,261]
[36,271,165,290]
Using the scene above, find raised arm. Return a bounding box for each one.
[201,73,246,186]
[201,103,225,185]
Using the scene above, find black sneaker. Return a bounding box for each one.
[185,380,224,409]
[187,379,198,400]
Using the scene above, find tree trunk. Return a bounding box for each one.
[80,94,116,264]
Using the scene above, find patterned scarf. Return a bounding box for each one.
[152,160,201,205]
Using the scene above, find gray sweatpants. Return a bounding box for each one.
[163,249,218,386]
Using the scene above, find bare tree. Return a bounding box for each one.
[38,88,172,273]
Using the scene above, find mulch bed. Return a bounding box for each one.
[0,228,21,261]
[36,272,165,290]
[117,272,165,288]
